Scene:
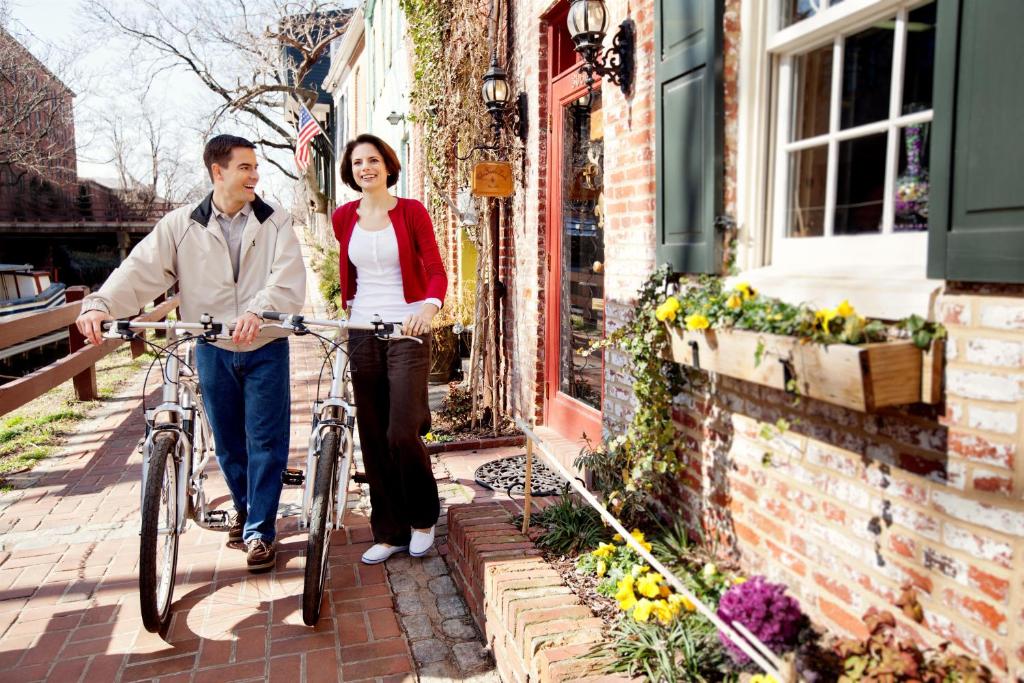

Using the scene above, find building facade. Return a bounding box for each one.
[493,0,1024,677]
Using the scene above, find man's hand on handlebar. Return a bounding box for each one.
[233,311,261,346]
[76,310,113,347]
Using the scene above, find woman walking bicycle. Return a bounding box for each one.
[332,133,447,565]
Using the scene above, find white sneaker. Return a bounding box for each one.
[360,543,408,565]
[409,527,435,557]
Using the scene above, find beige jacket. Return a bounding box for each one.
[82,193,306,351]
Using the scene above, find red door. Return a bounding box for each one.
[544,71,606,443]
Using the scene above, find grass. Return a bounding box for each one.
[517,490,610,555]
[0,345,156,487]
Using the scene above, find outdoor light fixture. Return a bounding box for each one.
[480,55,528,143]
[566,0,635,96]
[385,111,405,125]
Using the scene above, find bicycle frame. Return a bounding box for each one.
[109,319,232,534]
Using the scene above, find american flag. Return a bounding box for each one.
[294,103,325,173]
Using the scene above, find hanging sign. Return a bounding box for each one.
[471,161,514,197]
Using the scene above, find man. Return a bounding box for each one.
[76,135,306,572]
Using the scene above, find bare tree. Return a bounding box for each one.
[0,2,77,187]
[82,0,354,215]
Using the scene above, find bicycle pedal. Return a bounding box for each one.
[282,468,305,486]
[352,471,368,484]
[205,509,229,529]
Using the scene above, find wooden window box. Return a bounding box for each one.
[665,326,943,412]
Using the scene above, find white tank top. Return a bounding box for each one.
[347,222,425,325]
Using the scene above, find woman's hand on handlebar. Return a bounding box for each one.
[402,302,438,337]
[76,310,113,346]
[233,312,261,345]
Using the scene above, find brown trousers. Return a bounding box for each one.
[348,330,439,545]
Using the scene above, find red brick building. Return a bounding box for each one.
[0,27,78,222]
[470,0,1024,678]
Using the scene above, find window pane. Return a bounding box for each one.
[787,145,828,237]
[840,20,894,129]
[894,123,930,232]
[780,0,824,29]
[902,2,937,114]
[834,133,886,235]
[791,45,833,140]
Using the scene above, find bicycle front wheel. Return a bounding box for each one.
[139,432,180,633]
[303,429,339,626]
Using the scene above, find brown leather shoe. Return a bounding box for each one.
[228,513,246,543]
[246,538,275,572]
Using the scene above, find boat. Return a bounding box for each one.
[0,264,66,317]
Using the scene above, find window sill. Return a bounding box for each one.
[728,265,944,321]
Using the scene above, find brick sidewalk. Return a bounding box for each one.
[0,330,419,683]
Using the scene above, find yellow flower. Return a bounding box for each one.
[684,313,710,331]
[669,593,696,612]
[736,282,756,300]
[628,529,653,552]
[750,676,779,683]
[615,575,635,603]
[632,598,654,623]
[651,599,675,625]
[660,585,671,598]
[726,293,743,310]
[733,576,748,585]
[425,432,435,442]
[596,560,607,577]
[836,299,855,317]
[636,572,663,598]
[816,307,837,332]
[655,297,681,322]
[612,532,623,543]
[591,542,615,558]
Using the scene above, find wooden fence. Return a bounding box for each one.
[0,286,179,416]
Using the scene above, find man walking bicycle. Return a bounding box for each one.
[76,135,306,572]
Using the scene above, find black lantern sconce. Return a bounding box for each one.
[481,55,528,144]
[567,0,635,96]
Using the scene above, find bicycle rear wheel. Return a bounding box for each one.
[139,432,180,633]
[302,429,339,625]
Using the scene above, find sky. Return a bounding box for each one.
[7,0,295,204]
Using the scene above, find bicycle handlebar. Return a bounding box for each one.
[100,317,235,340]
[259,311,423,343]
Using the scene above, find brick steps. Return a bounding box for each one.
[447,503,630,683]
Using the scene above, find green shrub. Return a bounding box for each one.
[606,612,734,683]
[523,490,609,555]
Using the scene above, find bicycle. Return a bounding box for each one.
[259,311,420,626]
[102,315,235,633]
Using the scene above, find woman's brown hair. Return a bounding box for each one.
[340,134,401,192]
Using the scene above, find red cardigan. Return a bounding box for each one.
[331,197,448,311]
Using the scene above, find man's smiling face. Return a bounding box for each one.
[213,147,259,205]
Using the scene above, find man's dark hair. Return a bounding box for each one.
[203,135,257,180]
[340,134,401,192]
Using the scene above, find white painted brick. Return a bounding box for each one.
[945,369,1024,402]
[941,522,1013,567]
[978,303,1024,330]
[966,405,1018,435]
[932,491,1024,538]
[965,338,1024,367]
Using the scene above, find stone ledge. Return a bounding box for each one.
[447,502,628,682]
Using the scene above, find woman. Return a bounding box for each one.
[331,133,447,564]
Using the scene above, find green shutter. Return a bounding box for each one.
[929,0,1024,282]
[655,0,724,274]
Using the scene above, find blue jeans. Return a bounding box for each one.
[195,338,290,543]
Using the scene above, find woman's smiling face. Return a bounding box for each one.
[350,142,387,191]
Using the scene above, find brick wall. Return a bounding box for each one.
[507,0,1024,677]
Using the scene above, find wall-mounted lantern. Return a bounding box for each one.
[481,55,528,143]
[385,111,405,125]
[566,0,635,96]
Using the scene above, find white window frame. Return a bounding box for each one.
[766,0,936,272]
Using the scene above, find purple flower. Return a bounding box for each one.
[716,576,805,665]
